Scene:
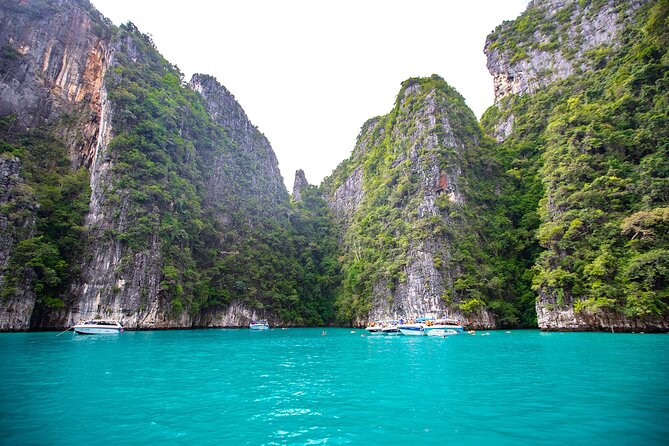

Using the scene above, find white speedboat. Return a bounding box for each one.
[426,328,459,337]
[73,319,123,335]
[381,323,400,335]
[422,318,464,336]
[398,323,425,336]
[249,320,270,330]
[364,323,384,335]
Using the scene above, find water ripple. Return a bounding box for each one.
[0,329,668,444]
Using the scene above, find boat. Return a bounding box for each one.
[249,319,270,330]
[397,317,434,336]
[73,319,123,335]
[426,328,459,337]
[365,320,400,335]
[422,318,464,336]
[395,316,464,337]
[364,323,384,335]
[397,323,425,336]
[381,321,400,335]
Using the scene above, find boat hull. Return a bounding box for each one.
[249,319,270,330]
[425,329,459,337]
[74,327,122,335]
[72,321,123,335]
[249,324,269,330]
[423,324,463,335]
[382,327,400,335]
[398,325,424,336]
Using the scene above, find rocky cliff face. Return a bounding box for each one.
[536,301,669,332]
[483,0,669,332]
[0,0,113,329]
[323,76,499,328]
[0,0,302,330]
[484,0,644,141]
[189,73,288,211]
[64,24,298,330]
[323,120,377,228]
[485,0,643,102]
[292,169,309,202]
[0,0,111,166]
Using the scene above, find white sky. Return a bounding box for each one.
[90,0,529,189]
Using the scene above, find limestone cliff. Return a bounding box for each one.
[482,0,669,331]
[484,0,644,141]
[292,169,309,202]
[0,0,111,166]
[0,0,308,330]
[486,0,644,102]
[188,73,288,211]
[65,23,297,330]
[0,0,112,329]
[322,76,499,328]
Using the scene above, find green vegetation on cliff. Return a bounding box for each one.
[290,185,341,324]
[0,11,339,327]
[105,23,338,324]
[324,0,668,329]
[323,75,537,326]
[0,118,90,312]
[2,0,667,330]
[484,0,669,324]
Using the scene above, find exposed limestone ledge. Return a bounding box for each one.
[292,169,309,202]
[327,165,365,228]
[485,0,645,102]
[0,0,112,167]
[537,299,669,332]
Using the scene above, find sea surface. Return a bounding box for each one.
[0,328,668,445]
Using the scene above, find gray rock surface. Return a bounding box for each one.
[0,2,292,330]
[292,169,309,202]
[324,78,497,329]
[0,0,111,167]
[484,0,645,141]
[485,0,643,102]
[536,292,669,332]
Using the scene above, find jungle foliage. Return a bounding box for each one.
[2,0,667,330]
[325,0,668,327]
[0,117,90,311]
[485,0,669,321]
[103,23,340,324]
[323,75,538,326]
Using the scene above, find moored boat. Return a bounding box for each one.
[422,318,464,336]
[73,319,123,335]
[364,323,384,335]
[381,321,400,335]
[425,328,459,337]
[397,323,425,336]
[365,316,463,337]
[249,319,270,330]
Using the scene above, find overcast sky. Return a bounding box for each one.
[91,0,529,189]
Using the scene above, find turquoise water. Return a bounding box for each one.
[1,329,668,445]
